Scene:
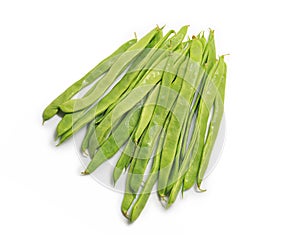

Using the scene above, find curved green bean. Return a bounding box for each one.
[129,49,190,193]
[91,26,189,148]
[56,30,174,141]
[183,56,225,191]
[134,84,160,142]
[42,38,136,123]
[113,134,137,185]
[81,101,143,175]
[60,27,161,113]
[197,61,227,188]
[158,38,202,197]
[81,114,103,155]
[56,78,103,137]
[129,115,170,222]
[167,58,225,206]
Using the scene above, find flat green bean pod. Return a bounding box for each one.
[134,84,160,142]
[113,133,137,185]
[81,101,143,175]
[129,115,171,222]
[60,26,161,113]
[197,60,227,188]
[42,26,228,222]
[129,48,190,193]
[167,57,225,206]
[56,30,173,142]
[42,38,136,122]
[92,27,189,149]
[158,38,202,197]
[189,57,225,187]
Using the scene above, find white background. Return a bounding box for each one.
[1,0,299,240]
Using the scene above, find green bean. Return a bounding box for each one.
[42,38,137,123]
[167,58,225,206]
[132,42,190,144]
[158,38,203,197]
[113,134,137,185]
[61,27,186,144]
[81,101,143,175]
[197,60,227,189]
[81,114,103,155]
[56,79,103,138]
[91,26,189,148]
[121,154,137,218]
[180,92,201,191]
[129,115,170,222]
[202,29,216,72]
[92,59,167,149]
[180,37,205,159]
[56,30,174,141]
[129,49,190,193]
[183,56,225,191]
[180,94,199,159]
[181,80,207,190]
[60,26,161,113]
[173,60,220,194]
[164,120,185,195]
[134,84,160,142]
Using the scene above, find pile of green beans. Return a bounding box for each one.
[43,25,227,222]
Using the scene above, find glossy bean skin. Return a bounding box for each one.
[180,91,200,159]
[181,37,215,190]
[132,41,190,143]
[81,101,143,175]
[180,37,205,159]
[90,58,168,150]
[128,48,190,193]
[56,30,173,142]
[201,29,216,72]
[134,84,160,142]
[58,27,187,145]
[42,38,136,122]
[121,143,141,218]
[120,38,190,216]
[56,80,104,138]
[88,58,167,155]
[164,119,186,195]
[81,114,103,155]
[113,134,137,185]
[185,57,225,190]
[129,115,170,222]
[158,38,202,197]
[91,26,189,149]
[197,61,226,188]
[180,89,202,191]
[59,27,161,113]
[167,58,225,207]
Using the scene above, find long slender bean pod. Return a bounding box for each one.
[42,38,136,122]
[56,30,174,141]
[134,84,160,142]
[81,101,143,175]
[158,38,202,197]
[183,56,225,190]
[197,61,227,188]
[129,49,190,193]
[129,115,170,222]
[60,27,161,113]
[113,134,137,185]
[167,58,225,206]
[92,27,189,149]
